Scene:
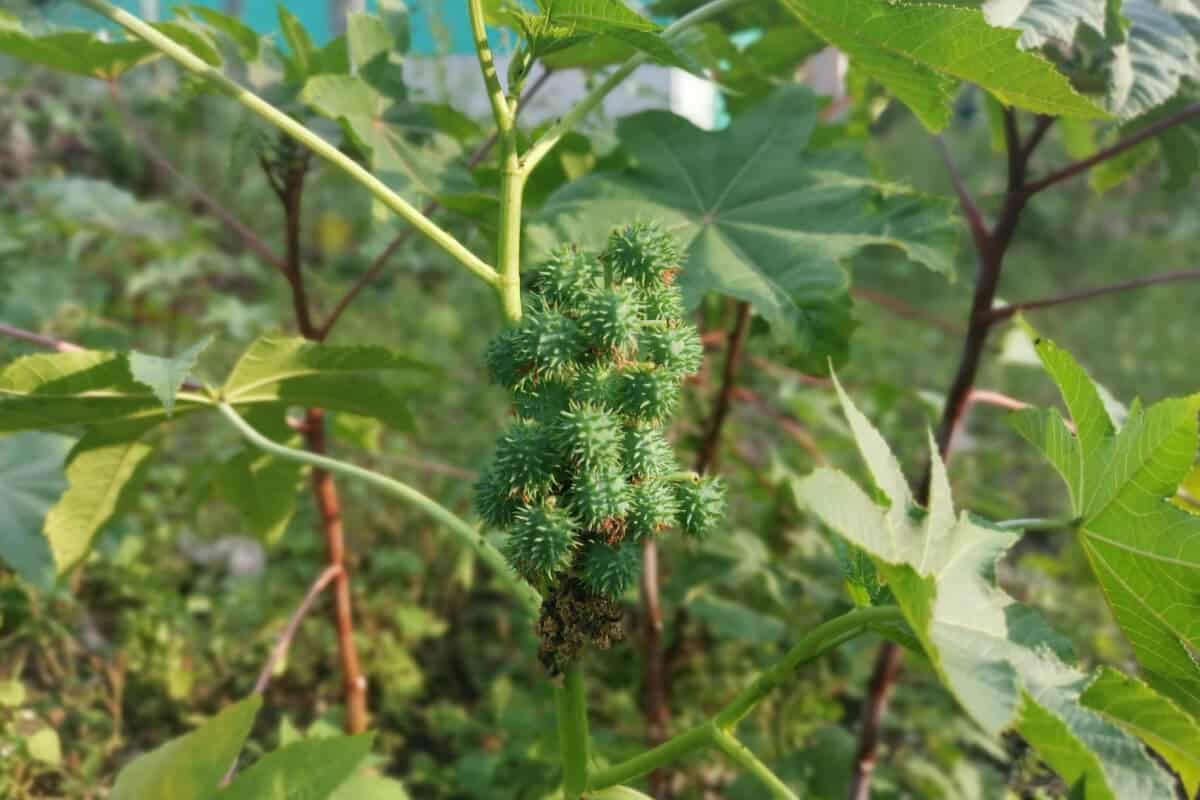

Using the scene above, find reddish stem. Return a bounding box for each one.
[1024,102,1200,195]
[986,267,1200,322]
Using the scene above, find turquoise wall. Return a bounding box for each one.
[56,1,489,56]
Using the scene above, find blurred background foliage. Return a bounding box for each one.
[1,1,1197,798]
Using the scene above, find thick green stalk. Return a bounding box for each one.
[216,403,541,613]
[711,727,799,800]
[496,150,526,323]
[556,663,591,798]
[78,0,498,288]
[588,723,716,791]
[521,0,752,174]
[587,606,906,791]
[466,0,515,134]
[467,0,524,323]
[714,605,903,729]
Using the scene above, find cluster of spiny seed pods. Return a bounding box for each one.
[475,221,726,672]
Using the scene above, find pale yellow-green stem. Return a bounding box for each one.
[77,0,499,288]
[466,0,525,324]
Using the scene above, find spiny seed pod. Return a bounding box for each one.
[603,221,680,287]
[516,308,583,376]
[569,469,630,530]
[474,466,527,528]
[639,325,704,375]
[484,326,532,389]
[555,403,621,472]
[621,427,676,479]
[528,246,602,308]
[580,539,642,598]
[494,421,558,496]
[626,480,678,540]
[637,283,686,322]
[513,377,572,421]
[675,476,726,539]
[580,287,640,352]
[617,367,680,424]
[505,504,578,582]
[574,364,618,410]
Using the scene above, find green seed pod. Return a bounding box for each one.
[574,363,618,410]
[484,326,532,389]
[626,480,678,540]
[474,465,527,528]
[494,421,558,497]
[637,283,686,322]
[603,221,681,287]
[505,504,578,582]
[580,287,640,352]
[621,427,676,479]
[616,367,680,424]
[555,403,622,472]
[569,469,630,529]
[513,377,573,422]
[580,539,641,598]
[674,476,726,539]
[528,245,602,308]
[639,325,704,376]
[517,308,584,376]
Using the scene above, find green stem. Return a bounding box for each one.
[995,517,1079,532]
[216,403,541,613]
[467,0,515,134]
[520,0,751,174]
[710,728,799,800]
[78,0,498,288]
[556,663,590,798]
[714,605,903,729]
[496,150,526,323]
[587,605,905,791]
[588,723,716,791]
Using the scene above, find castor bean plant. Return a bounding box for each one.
[2,1,1200,798]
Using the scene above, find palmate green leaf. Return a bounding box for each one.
[1012,330,1200,717]
[111,695,260,800]
[129,336,212,417]
[222,335,428,431]
[778,0,1106,130]
[0,350,210,434]
[45,422,155,573]
[213,407,305,544]
[534,86,957,373]
[795,379,1178,799]
[0,432,71,588]
[1080,667,1200,796]
[221,733,373,800]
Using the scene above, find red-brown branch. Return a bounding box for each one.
[851,288,965,336]
[934,136,988,254]
[848,107,1039,800]
[304,409,369,733]
[253,563,343,694]
[0,323,83,353]
[986,268,1200,322]
[1024,101,1200,195]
